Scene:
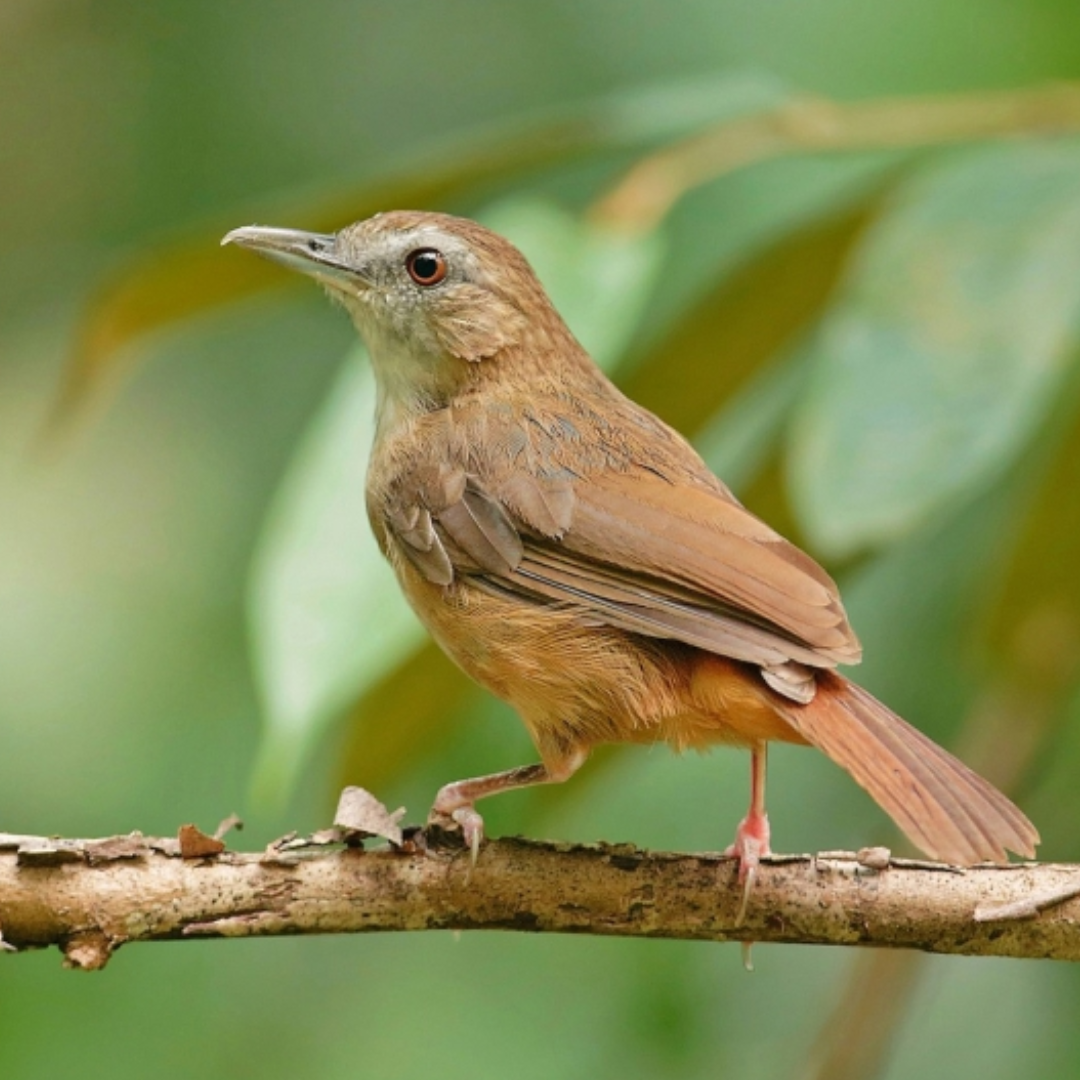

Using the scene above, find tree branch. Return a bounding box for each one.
[2,824,1077,969]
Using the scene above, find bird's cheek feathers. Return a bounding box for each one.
[429,285,529,362]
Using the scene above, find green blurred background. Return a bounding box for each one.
[3,2,1080,1078]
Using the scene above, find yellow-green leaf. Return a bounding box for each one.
[789,141,1080,557]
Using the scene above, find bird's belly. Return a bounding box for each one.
[392,559,804,763]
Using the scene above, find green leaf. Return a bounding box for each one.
[788,140,1080,557]
[980,381,1080,693]
[695,348,809,493]
[54,70,782,434]
[246,351,424,805]
[247,200,663,804]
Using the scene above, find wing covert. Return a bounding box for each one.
[382,460,860,670]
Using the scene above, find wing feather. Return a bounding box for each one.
[381,455,860,670]
[538,470,860,664]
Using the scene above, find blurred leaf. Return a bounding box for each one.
[981,375,1080,693]
[623,204,875,438]
[789,140,1080,557]
[695,349,809,491]
[249,198,663,804]
[54,71,785,431]
[246,350,424,805]
[337,642,479,796]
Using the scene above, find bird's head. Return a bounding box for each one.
[224,211,565,424]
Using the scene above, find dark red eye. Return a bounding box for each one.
[405,248,447,286]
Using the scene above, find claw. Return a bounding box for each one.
[427,756,587,877]
[451,806,485,869]
[726,811,769,971]
[725,745,771,936]
[741,942,754,972]
[426,804,486,876]
[724,809,770,927]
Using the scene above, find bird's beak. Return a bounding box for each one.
[221,225,367,289]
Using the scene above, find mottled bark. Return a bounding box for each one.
[1,826,1076,970]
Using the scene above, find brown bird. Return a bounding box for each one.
[224,211,1038,894]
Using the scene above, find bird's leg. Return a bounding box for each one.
[430,748,588,864]
[725,743,771,927]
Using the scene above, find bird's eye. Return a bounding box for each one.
[405,248,447,286]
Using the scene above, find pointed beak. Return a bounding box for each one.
[221,225,367,289]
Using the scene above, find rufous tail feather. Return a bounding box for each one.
[773,671,1038,864]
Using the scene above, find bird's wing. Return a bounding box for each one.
[384,460,861,674]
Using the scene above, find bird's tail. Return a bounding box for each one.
[772,671,1039,864]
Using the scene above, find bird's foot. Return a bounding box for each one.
[427,803,485,868]
[724,810,771,928]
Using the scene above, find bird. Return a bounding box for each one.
[223,210,1038,902]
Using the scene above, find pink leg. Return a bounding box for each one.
[431,748,588,863]
[724,744,771,927]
